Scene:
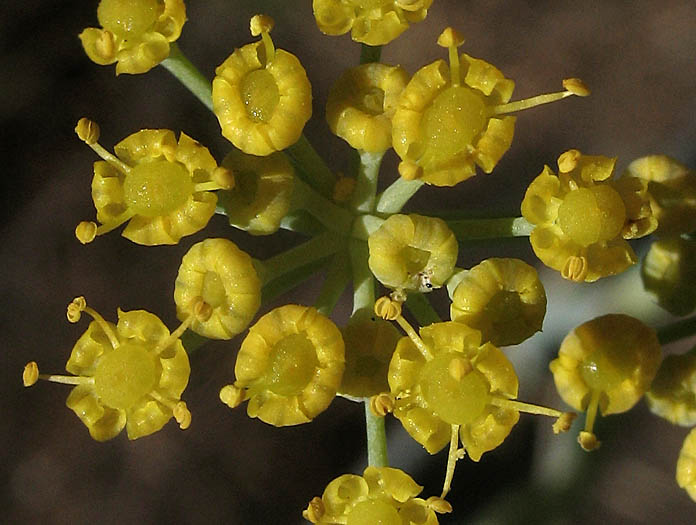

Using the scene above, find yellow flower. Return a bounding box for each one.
[646,352,696,426]
[377,311,571,460]
[22,296,203,441]
[303,466,450,525]
[368,214,458,293]
[312,0,433,46]
[339,309,402,398]
[212,15,312,156]
[677,427,696,502]
[392,28,588,186]
[74,119,233,246]
[326,62,409,152]
[625,155,696,236]
[218,149,295,235]
[549,314,661,450]
[641,236,696,316]
[449,258,546,347]
[79,0,186,75]
[174,238,261,340]
[219,305,345,426]
[521,149,656,282]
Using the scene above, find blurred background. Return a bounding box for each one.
[2,1,696,523]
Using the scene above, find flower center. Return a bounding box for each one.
[400,245,431,276]
[357,87,385,116]
[202,271,226,308]
[94,342,159,410]
[558,186,626,246]
[265,333,318,396]
[485,290,523,325]
[347,499,400,525]
[97,0,160,37]
[419,353,490,425]
[241,69,280,122]
[579,343,638,394]
[420,85,487,164]
[123,160,194,217]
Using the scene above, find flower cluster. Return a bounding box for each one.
[23,0,696,518]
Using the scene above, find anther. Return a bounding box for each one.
[562,255,588,282]
[67,296,87,323]
[369,393,394,417]
[437,27,465,49]
[557,149,581,173]
[562,78,590,97]
[219,384,245,408]
[302,496,324,524]
[552,411,577,434]
[398,160,423,181]
[23,361,39,387]
[374,296,402,321]
[426,496,453,514]
[173,401,192,430]
[75,118,100,145]
[212,166,235,190]
[578,431,601,451]
[250,14,274,36]
[75,221,97,245]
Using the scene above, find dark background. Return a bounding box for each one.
[2,1,696,523]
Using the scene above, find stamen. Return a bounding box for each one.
[441,424,464,498]
[23,361,39,386]
[152,300,207,354]
[75,119,132,174]
[437,28,465,87]
[212,166,235,190]
[577,389,602,451]
[250,15,276,64]
[561,255,588,282]
[395,315,434,360]
[491,79,588,116]
[193,181,229,193]
[489,396,563,418]
[173,401,191,429]
[67,297,121,349]
[369,393,394,417]
[426,496,453,515]
[25,361,94,387]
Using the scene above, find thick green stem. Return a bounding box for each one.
[365,400,389,467]
[315,251,351,316]
[285,134,336,198]
[447,216,533,241]
[350,151,384,213]
[657,315,696,345]
[292,178,353,235]
[160,43,213,111]
[376,178,424,214]
[255,232,345,285]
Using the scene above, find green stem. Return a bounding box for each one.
[292,178,354,235]
[350,151,384,214]
[376,178,424,214]
[285,134,336,198]
[447,216,533,241]
[365,400,389,467]
[255,232,346,285]
[261,257,330,305]
[405,293,442,326]
[360,44,382,64]
[657,315,696,345]
[160,43,213,111]
[349,239,375,315]
[315,251,351,317]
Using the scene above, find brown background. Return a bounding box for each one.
[2,1,696,523]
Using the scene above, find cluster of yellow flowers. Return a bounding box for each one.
[23,0,696,519]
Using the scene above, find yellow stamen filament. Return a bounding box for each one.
[441,424,464,498]
[86,141,132,174]
[82,303,121,350]
[437,28,465,87]
[260,31,276,64]
[489,397,563,418]
[395,314,434,361]
[38,372,93,386]
[583,388,601,434]
[193,181,230,193]
[152,304,203,354]
[448,44,461,87]
[491,86,583,116]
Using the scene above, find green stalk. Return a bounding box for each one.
[447,216,534,241]
[657,315,696,345]
[160,43,213,111]
[314,251,351,317]
[364,401,389,467]
[349,239,375,315]
[285,134,337,198]
[261,257,330,305]
[292,178,354,235]
[255,232,346,285]
[405,292,442,326]
[376,178,424,214]
[350,151,384,213]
